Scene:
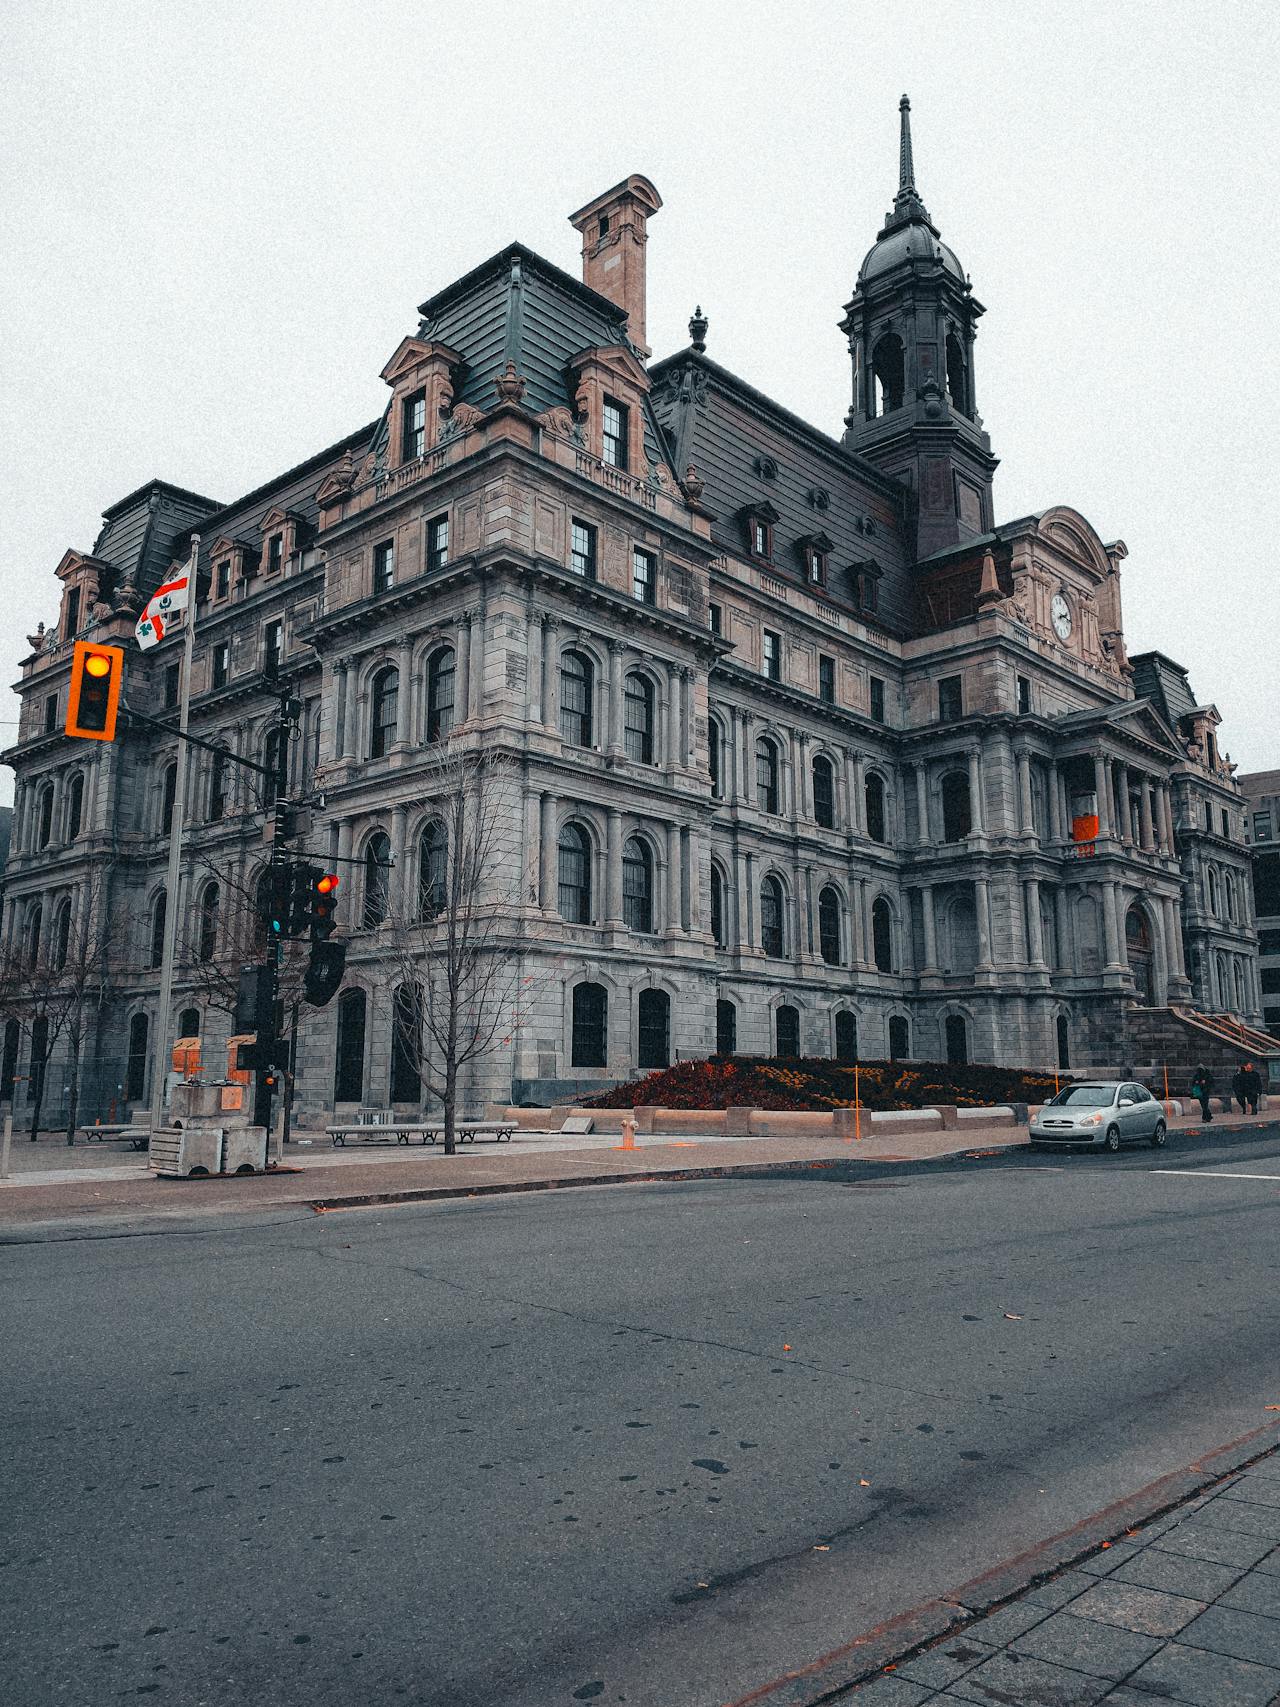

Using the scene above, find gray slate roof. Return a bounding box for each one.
[1131,650,1198,726]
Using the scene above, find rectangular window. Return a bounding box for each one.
[1017,675,1031,715]
[215,560,230,600]
[164,662,180,709]
[869,676,886,723]
[806,547,827,587]
[859,567,880,613]
[1258,928,1280,954]
[428,514,449,572]
[1254,812,1274,843]
[1204,801,1213,831]
[818,655,836,704]
[211,642,229,690]
[264,619,283,678]
[938,675,963,723]
[632,548,656,605]
[64,585,81,640]
[709,603,722,636]
[762,631,781,682]
[570,520,597,580]
[43,693,57,732]
[373,540,395,595]
[266,534,283,575]
[1221,807,1231,839]
[602,398,628,469]
[1262,969,1280,995]
[402,389,426,462]
[208,749,228,821]
[751,518,772,559]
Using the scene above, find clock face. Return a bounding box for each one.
[1051,593,1073,641]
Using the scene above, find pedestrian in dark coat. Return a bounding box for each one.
[1232,1065,1249,1114]
[1190,1064,1214,1123]
[1240,1062,1263,1116]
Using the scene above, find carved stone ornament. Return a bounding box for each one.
[688,305,708,351]
[493,361,527,405]
[26,621,46,653]
[683,465,706,503]
[537,405,577,437]
[442,400,485,439]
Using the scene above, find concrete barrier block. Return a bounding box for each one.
[724,1106,754,1135]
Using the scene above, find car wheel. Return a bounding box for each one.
[1150,1120,1167,1148]
[1104,1126,1121,1153]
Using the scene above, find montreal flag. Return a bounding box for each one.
[135,573,191,650]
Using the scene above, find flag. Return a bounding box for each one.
[135,572,191,651]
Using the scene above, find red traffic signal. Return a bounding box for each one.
[66,641,124,741]
[312,873,339,941]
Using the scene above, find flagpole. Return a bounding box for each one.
[148,534,200,1134]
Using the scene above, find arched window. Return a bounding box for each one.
[1226,874,1240,924]
[946,332,969,416]
[370,666,399,758]
[637,988,670,1069]
[872,897,894,972]
[363,832,392,929]
[178,1007,200,1039]
[756,738,780,815]
[162,762,178,833]
[126,1012,149,1102]
[818,885,842,965]
[710,865,726,948]
[622,837,653,933]
[391,983,422,1102]
[945,1014,969,1066]
[557,824,592,924]
[149,891,167,969]
[835,1010,858,1064]
[262,725,285,809]
[941,771,972,842]
[571,983,608,1068]
[197,882,219,962]
[812,755,835,829]
[334,988,366,1103]
[872,332,905,414]
[559,650,594,747]
[888,1014,910,1060]
[708,718,723,798]
[623,673,655,764]
[775,1004,800,1058]
[51,898,72,972]
[865,773,887,844]
[24,902,42,969]
[427,648,455,742]
[419,821,447,920]
[1207,868,1220,915]
[760,874,785,957]
[66,773,84,841]
[715,998,736,1056]
[37,784,54,849]
[208,747,229,821]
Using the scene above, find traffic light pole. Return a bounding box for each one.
[147,533,200,1134]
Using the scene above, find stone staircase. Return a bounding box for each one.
[1121,1005,1280,1094]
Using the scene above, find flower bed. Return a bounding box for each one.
[583,1056,1061,1112]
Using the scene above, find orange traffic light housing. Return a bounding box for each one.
[65,641,124,741]
[312,872,339,941]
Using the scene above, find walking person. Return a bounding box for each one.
[1231,1064,1249,1114]
[1190,1063,1214,1123]
[1240,1061,1263,1116]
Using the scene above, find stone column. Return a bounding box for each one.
[1164,893,1187,980]
[334,659,350,759]
[1117,764,1133,844]
[1093,752,1111,838]
[605,808,622,923]
[539,793,557,911]
[744,851,759,949]
[456,615,472,729]
[1026,876,1046,967]
[681,826,695,932]
[665,665,681,769]
[337,817,353,873]
[526,606,542,729]
[1161,784,1176,853]
[541,617,558,730]
[1017,749,1034,835]
[968,747,985,834]
[1047,761,1063,843]
[1101,879,1122,970]
[605,641,624,755]
[682,668,696,768]
[726,707,740,804]
[975,877,994,970]
[390,804,408,915]
[665,822,681,932]
[468,604,485,720]
[850,752,865,835]
[803,865,815,955]
[734,845,749,951]
[792,732,806,824]
[741,713,755,805]
[1054,884,1070,972]
[915,763,929,846]
[1139,778,1155,852]
[396,640,413,746]
[920,885,939,972]
[851,875,867,965]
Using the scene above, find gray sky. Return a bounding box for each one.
[3,0,1278,806]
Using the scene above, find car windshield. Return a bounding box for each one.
[1050,1086,1114,1107]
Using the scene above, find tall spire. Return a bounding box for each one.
[884,92,934,233]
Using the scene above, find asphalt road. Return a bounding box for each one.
[4,1126,1280,1707]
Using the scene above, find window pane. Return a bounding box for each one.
[813,758,834,828]
[571,983,607,1067]
[761,878,784,956]
[427,650,455,741]
[624,676,653,764]
[571,521,596,579]
[428,516,449,570]
[558,827,591,923]
[622,838,652,932]
[633,549,655,604]
[559,652,593,746]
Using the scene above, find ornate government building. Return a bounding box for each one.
[1,100,1266,1121]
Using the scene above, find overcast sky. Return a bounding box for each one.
[3,0,1277,806]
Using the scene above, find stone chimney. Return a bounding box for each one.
[569,174,662,356]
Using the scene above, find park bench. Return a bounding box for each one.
[80,1121,151,1151]
[325,1107,516,1147]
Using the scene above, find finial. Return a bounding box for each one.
[689,305,708,352]
[898,94,915,197]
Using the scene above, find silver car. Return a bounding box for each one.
[1030,1081,1167,1152]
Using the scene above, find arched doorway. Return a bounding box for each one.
[1056,1014,1071,1070]
[945,1014,968,1066]
[637,989,670,1070]
[1125,905,1155,1004]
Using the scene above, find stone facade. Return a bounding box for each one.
[1241,772,1280,1037]
[1,117,1268,1126]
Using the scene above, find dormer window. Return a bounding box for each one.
[602,398,628,470]
[798,532,832,588]
[266,534,283,576]
[743,503,778,563]
[215,560,231,601]
[598,214,610,237]
[402,389,426,463]
[63,585,81,640]
[853,560,882,614]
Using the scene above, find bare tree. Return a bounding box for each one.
[383,743,536,1154]
[183,849,310,1023]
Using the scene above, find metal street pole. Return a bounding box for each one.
[148,534,200,1133]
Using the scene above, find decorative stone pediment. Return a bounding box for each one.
[55,549,110,584]
[566,343,650,393]
[379,336,463,388]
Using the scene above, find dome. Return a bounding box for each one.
[859,219,965,285]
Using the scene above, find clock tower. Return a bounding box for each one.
[841,97,999,560]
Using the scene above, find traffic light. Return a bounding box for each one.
[311,872,339,941]
[234,964,274,1034]
[65,641,124,741]
[304,939,346,1008]
[264,866,293,940]
[287,862,320,937]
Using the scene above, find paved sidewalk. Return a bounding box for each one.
[853,1455,1280,1706]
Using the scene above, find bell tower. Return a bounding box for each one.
[841,97,998,559]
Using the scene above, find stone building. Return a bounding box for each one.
[0,99,1268,1123]
[1241,772,1280,1037]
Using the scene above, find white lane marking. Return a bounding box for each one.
[1151,1170,1280,1181]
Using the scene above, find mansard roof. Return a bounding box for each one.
[90,480,223,603]
[1130,650,1199,728]
[648,349,915,634]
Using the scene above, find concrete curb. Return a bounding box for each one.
[721,1419,1280,1707]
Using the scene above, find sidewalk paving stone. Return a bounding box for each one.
[844,1677,933,1705]
[1174,1602,1280,1669]
[1197,1498,1280,1541]
[1220,1571,1280,1617]
[942,1649,1113,1705]
[1061,1577,1207,1637]
[1007,1608,1163,1677]
[1121,1638,1280,1705]
[1149,1521,1278,1570]
[895,1634,998,1689]
[1111,1546,1244,1601]
[1022,1569,1098,1611]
